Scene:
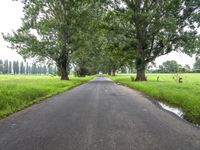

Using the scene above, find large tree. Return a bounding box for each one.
[105,0,200,80]
[3,0,94,80]
[193,58,200,72]
[162,60,179,73]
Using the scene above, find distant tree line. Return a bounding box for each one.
[150,59,200,73]
[0,59,57,75]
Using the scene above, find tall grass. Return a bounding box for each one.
[110,73,200,124]
[0,75,94,117]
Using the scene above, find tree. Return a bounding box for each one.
[9,61,12,74]
[3,60,9,74]
[26,62,29,74]
[48,65,54,75]
[193,59,200,72]
[70,2,108,77]
[94,9,134,76]
[31,63,37,74]
[16,61,19,74]
[13,61,16,74]
[163,60,179,73]
[106,0,200,80]
[0,59,3,74]
[158,65,165,73]
[20,61,25,74]
[13,61,19,74]
[37,65,42,74]
[28,65,32,75]
[42,66,47,75]
[183,64,191,73]
[3,0,95,80]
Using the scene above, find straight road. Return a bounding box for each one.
[0,77,200,150]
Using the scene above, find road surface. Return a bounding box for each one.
[0,77,200,150]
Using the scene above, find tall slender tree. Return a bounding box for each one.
[13,61,16,74]
[32,63,37,74]
[16,61,19,74]
[20,61,25,74]
[3,60,9,74]
[42,65,47,75]
[0,59,3,74]
[9,61,12,74]
[25,62,29,74]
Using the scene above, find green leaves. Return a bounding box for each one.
[3,0,200,79]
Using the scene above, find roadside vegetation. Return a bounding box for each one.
[0,75,94,118]
[110,73,200,125]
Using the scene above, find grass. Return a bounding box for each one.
[0,75,94,118]
[109,73,200,125]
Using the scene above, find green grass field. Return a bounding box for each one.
[110,73,200,125]
[0,75,94,118]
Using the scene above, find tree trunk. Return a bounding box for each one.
[79,67,87,77]
[135,57,147,81]
[111,65,116,76]
[60,63,69,80]
[57,27,70,80]
[57,50,69,80]
[111,70,116,76]
[108,67,111,75]
[135,68,146,81]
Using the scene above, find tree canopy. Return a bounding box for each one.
[104,0,200,80]
[3,0,97,80]
[3,0,200,80]
[194,59,200,72]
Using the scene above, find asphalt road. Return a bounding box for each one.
[0,77,200,150]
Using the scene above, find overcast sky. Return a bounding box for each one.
[0,0,196,67]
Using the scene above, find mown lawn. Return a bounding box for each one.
[110,73,200,125]
[0,75,94,118]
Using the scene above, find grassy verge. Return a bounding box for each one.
[0,75,94,118]
[109,74,200,125]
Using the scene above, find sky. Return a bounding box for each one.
[0,0,23,61]
[0,0,197,68]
